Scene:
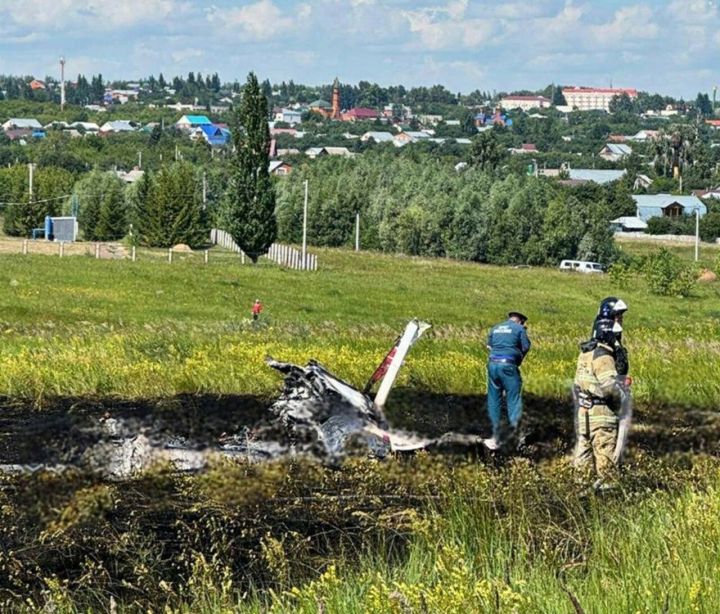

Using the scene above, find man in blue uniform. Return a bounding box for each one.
[484,311,532,450]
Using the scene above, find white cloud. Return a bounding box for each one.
[403,0,493,50]
[0,0,179,28]
[171,48,204,63]
[590,5,659,43]
[206,0,303,40]
[666,0,718,23]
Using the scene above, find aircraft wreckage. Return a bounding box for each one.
[0,320,483,479]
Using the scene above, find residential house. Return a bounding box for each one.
[116,168,145,183]
[693,187,720,200]
[628,129,660,142]
[191,124,230,147]
[277,148,301,157]
[610,216,648,232]
[419,114,443,126]
[553,169,627,185]
[106,89,139,104]
[305,147,328,159]
[705,119,720,129]
[607,134,627,143]
[270,127,297,138]
[175,115,212,131]
[360,131,394,143]
[29,79,46,91]
[44,121,69,130]
[99,120,136,134]
[599,143,632,161]
[509,143,538,155]
[562,86,638,112]
[274,108,303,124]
[2,118,43,131]
[393,131,432,146]
[632,194,706,222]
[69,121,100,133]
[474,110,512,127]
[269,161,292,176]
[341,107,380,122]
[634,174,653,191]
[499,95,551,111]
[323,147,355,158]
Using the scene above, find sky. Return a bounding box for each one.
[0,0,718,98]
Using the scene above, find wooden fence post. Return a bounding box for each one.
[204,250,209,264]
[132,246,136,262]
[168,248,173,264]
[22,240,28,255]
[95,243,100,259]
[59,241,64,258]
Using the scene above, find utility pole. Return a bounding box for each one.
[695,208,700,262]
[355,212,360,251]
[59,56,66,111]
[138,151,142,169]
[28,163,34,202]
[202,171,207,209]
[302,180,309,263]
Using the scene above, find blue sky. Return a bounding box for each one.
[0,0,718,98]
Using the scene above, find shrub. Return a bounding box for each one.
[643,248,698,296]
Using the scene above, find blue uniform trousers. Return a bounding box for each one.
[487,361,523,438]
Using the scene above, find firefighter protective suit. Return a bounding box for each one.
[573,341,627,481]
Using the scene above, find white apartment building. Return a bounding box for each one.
[562,87,638,112]
[499,95,551,111]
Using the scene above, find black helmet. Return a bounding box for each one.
[508,311,528,324]
[598,297,628,319]
[593,317,622,346]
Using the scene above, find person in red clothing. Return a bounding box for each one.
[252,299,263,321]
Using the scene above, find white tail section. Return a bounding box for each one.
[373,319,431,411]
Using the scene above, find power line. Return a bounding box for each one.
[0,194,73,206]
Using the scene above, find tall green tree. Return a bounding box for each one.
[468,131,507,173]
[222,72,277,262]
[140,162,207,248]
[73,170,128,241]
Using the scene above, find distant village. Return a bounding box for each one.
[2,74,720,233]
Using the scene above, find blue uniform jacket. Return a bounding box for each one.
[487,319,531,365]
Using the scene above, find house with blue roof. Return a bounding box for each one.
[632,194,706,222]
[191,124,230,147]
[176,115,212,131]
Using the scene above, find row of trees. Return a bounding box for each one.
[0,73,277,261]
[275,155,619,266]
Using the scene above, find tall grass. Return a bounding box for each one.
[1,249,720,406]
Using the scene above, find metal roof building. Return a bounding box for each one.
[632,194,707,222]
[567,169,627,184]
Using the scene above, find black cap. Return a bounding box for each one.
[508,311,528,324]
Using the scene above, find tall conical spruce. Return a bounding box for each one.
[222,72,277,262]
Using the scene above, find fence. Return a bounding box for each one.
[266,243,318,271]
[210,228,318,271]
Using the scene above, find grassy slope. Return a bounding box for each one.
[0,246,719,406]
[2,245,720,613]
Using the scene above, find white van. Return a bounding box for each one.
[559,260,605,274]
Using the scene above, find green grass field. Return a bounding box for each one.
[1,243,720,613]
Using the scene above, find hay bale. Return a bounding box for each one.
[172,244,194,253]
[698,269,718,283]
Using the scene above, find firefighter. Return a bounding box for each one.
[483,311,531,450]
[573,316,631,488]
